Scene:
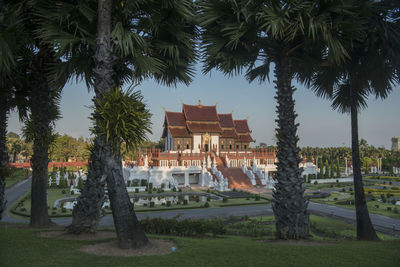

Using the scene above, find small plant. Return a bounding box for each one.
[172,187,177,192]
[52,207,57,210]
[61,189,66,194]
[222,197,228,203]
[342,188,346,192]
[314,181,318,185]
[183,199,188,205]
[394,207,399,214]
[51,211,56,215]
[70,190,74,195]
[207,189,210,193]
[255,195,260,201]
[204,202,210,208]
[166,201,171,207]
[387,207,392,211]
[61,208,67,213]
[334,197,338,201]
[207,197,211,202]
[20,207,26,212]
[233,188,237,192]
[374,205,379,209]
[246,197,250,200]
[179,188,182,192]
[150,201,155,208]
[135,188,139,193]
[392,199,397,205]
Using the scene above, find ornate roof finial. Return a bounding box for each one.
[215,101,218,106]
[231,110,234,113]
[162,106,166,112]
[198,99,202,106]
[180,98,184,105]
[246,116,250,120]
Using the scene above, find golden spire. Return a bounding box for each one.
[198,99,202,106]
[162,106,166,112]
[231,110,234,113]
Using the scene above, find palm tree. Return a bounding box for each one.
[0,3,31,221]
[2,0,65,227]
[301,0,400,240]
[40,0,197,247]
[199,0,361,239]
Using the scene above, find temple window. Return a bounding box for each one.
[244,145,247,149]
[186,144,190,149]
[236,145,239,149]
[177,145,181,149]
[221,145,224,149]
[229,145,232,149]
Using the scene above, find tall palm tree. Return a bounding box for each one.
[199,0,361,239]
[0,2,31,221]
[40,0,197,247]
[2,0,65,227]
[301,0,400,240]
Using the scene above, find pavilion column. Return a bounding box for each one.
[184,171,189,187]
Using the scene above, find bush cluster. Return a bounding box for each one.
[140,217,226,237]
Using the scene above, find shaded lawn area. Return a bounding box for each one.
[5,168,29,189]
[1,223,399,267]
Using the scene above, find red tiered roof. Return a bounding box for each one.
[162,102,254,142]
[186,121,223,133]
[219,113,235,128]
[165,111,185,126]
[221,129,238,139]
[237,133,254,142]
[183,104,219,121]
[234,120,251,133]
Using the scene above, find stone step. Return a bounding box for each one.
[217,166,254,190]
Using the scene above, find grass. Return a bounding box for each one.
[5,168,30,189]
[1,218,399,267]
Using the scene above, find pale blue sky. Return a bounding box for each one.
[7,65,400,148]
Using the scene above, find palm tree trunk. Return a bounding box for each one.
[0,98,8,220]
[29,43,55,227]
[350,100,379,241]
[272,52,309,239]
[66,137,105,234]
[71,0,148,248]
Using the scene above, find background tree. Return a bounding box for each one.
[199,0,360,239]
[301,0,400,240]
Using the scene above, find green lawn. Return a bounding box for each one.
[1,221,399,267]
[5,168,29,189]
[9,189,269,218]
[311,191,400,220]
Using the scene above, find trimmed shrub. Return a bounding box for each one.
[255,195,261,201]
[150,201,155,208]
[172,187,177,192]
[204,202,210,208]
[135,188,139,193]
[183,199,188,205]
[61,208,67,213]
[222,197,228,203]
[166,201,171,207]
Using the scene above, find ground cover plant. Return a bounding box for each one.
[1,214,399,266]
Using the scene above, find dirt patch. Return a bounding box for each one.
[37,231,116,241]
[79,239,176,257]
[258,239,332,246]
